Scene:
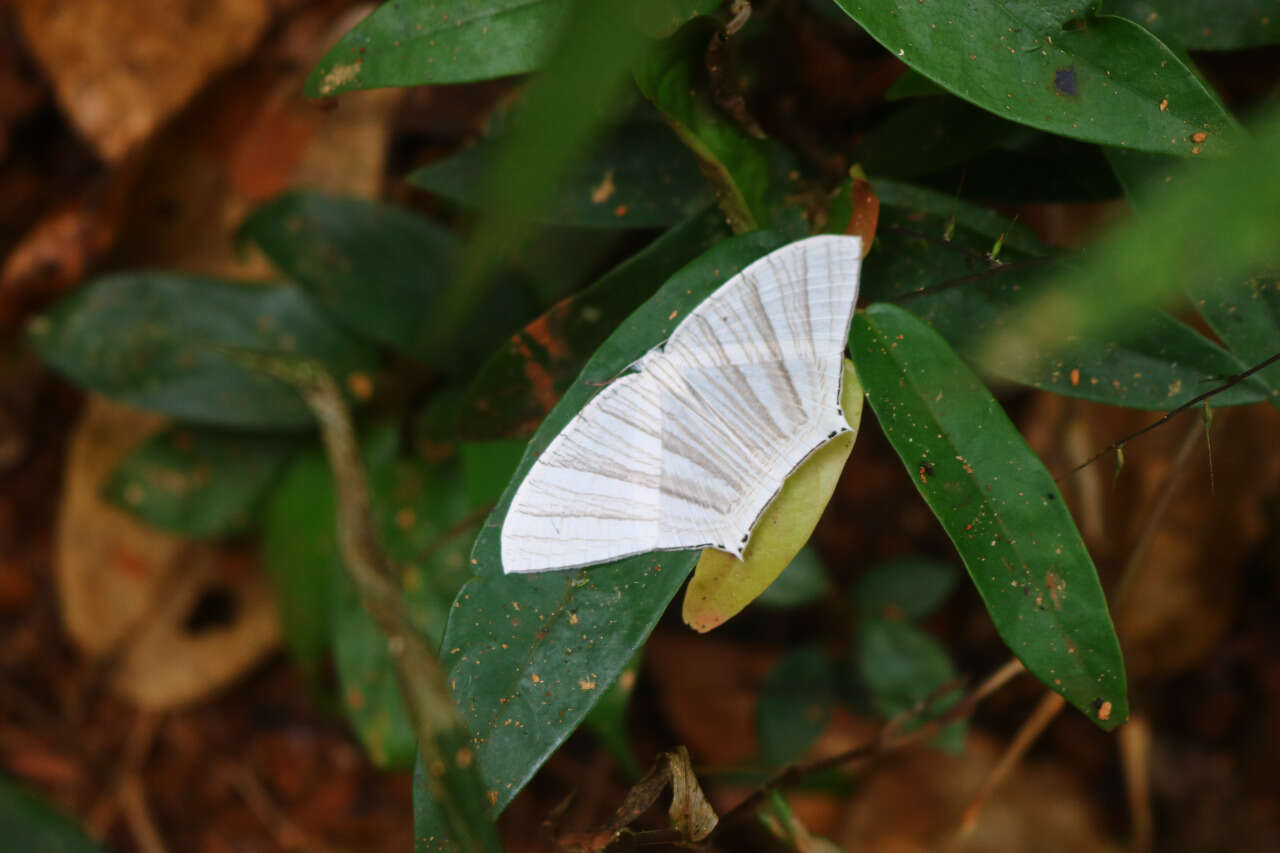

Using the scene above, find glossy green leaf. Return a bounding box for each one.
[634,21,776,231]
[757,646,838,767]
[583,654,642,778]
[864,187,1269,409]
[409,113,711,228]
[851,304,1128,729]
[414,231,791,844]
[306,0,569,96]
[0,775,103,853]
[239,191,457,362]
[1103,0,1280,50]
[852,557,958,623]
[980,107,1280,381]
[834,2,1242,155]
[455,208,729,439]
[262,449,340,668]
[104,426,297,538]
[27,274,378,429]
[754,546,830,609]
[857,618,964,752]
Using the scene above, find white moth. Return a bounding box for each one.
[501,234,863,574]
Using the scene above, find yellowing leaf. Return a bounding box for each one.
[683,360,863,632]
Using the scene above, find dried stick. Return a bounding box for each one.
[230,352,502,853]
[955,691,1066,839]
[1069,351,1280,476]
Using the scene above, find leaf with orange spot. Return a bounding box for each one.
[456,208,727,439]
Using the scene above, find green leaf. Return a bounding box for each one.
[856,96,1024,180]
[262,450,340,668]
[634,21,776,231]
[856,619,964,752]
[104,426,296,538]
[239,191,458,363]
[27,274,378,429]
[834,2,1242,156]
[455,208,729,439]
[980,107,1280,380]
[757,646,838,767]
[851,304,1128,729]
[852,557,957,623]
[754,546,830,609]
[459,440,528,507]
[865,189,1269,410]
[306,0,570,96]
[414,231,792,844]
[1102,0,1280,50]
[0,775,104,853]
[583,655,642,778]
[409,112,712,228]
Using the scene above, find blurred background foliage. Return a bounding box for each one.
[2,0,1279,851]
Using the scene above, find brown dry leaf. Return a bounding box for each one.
[0,162,138,327]
[56,388,281,710]
[110,547,279,708]
[556,746,717,851]
[17,0,272,162]
[666,746,718,842]
[55,397,182,655]
[111,2,397,278]
[844,177,880,253]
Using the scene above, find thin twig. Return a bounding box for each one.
[1067,350,1280,476]
[117,774,169,853]
[221,762,352,853]
[955,691,1066,839]
[1119,715,1154,853]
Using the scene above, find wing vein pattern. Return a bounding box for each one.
[502,235,863,573]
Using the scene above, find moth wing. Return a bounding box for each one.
[501,372,665,574]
